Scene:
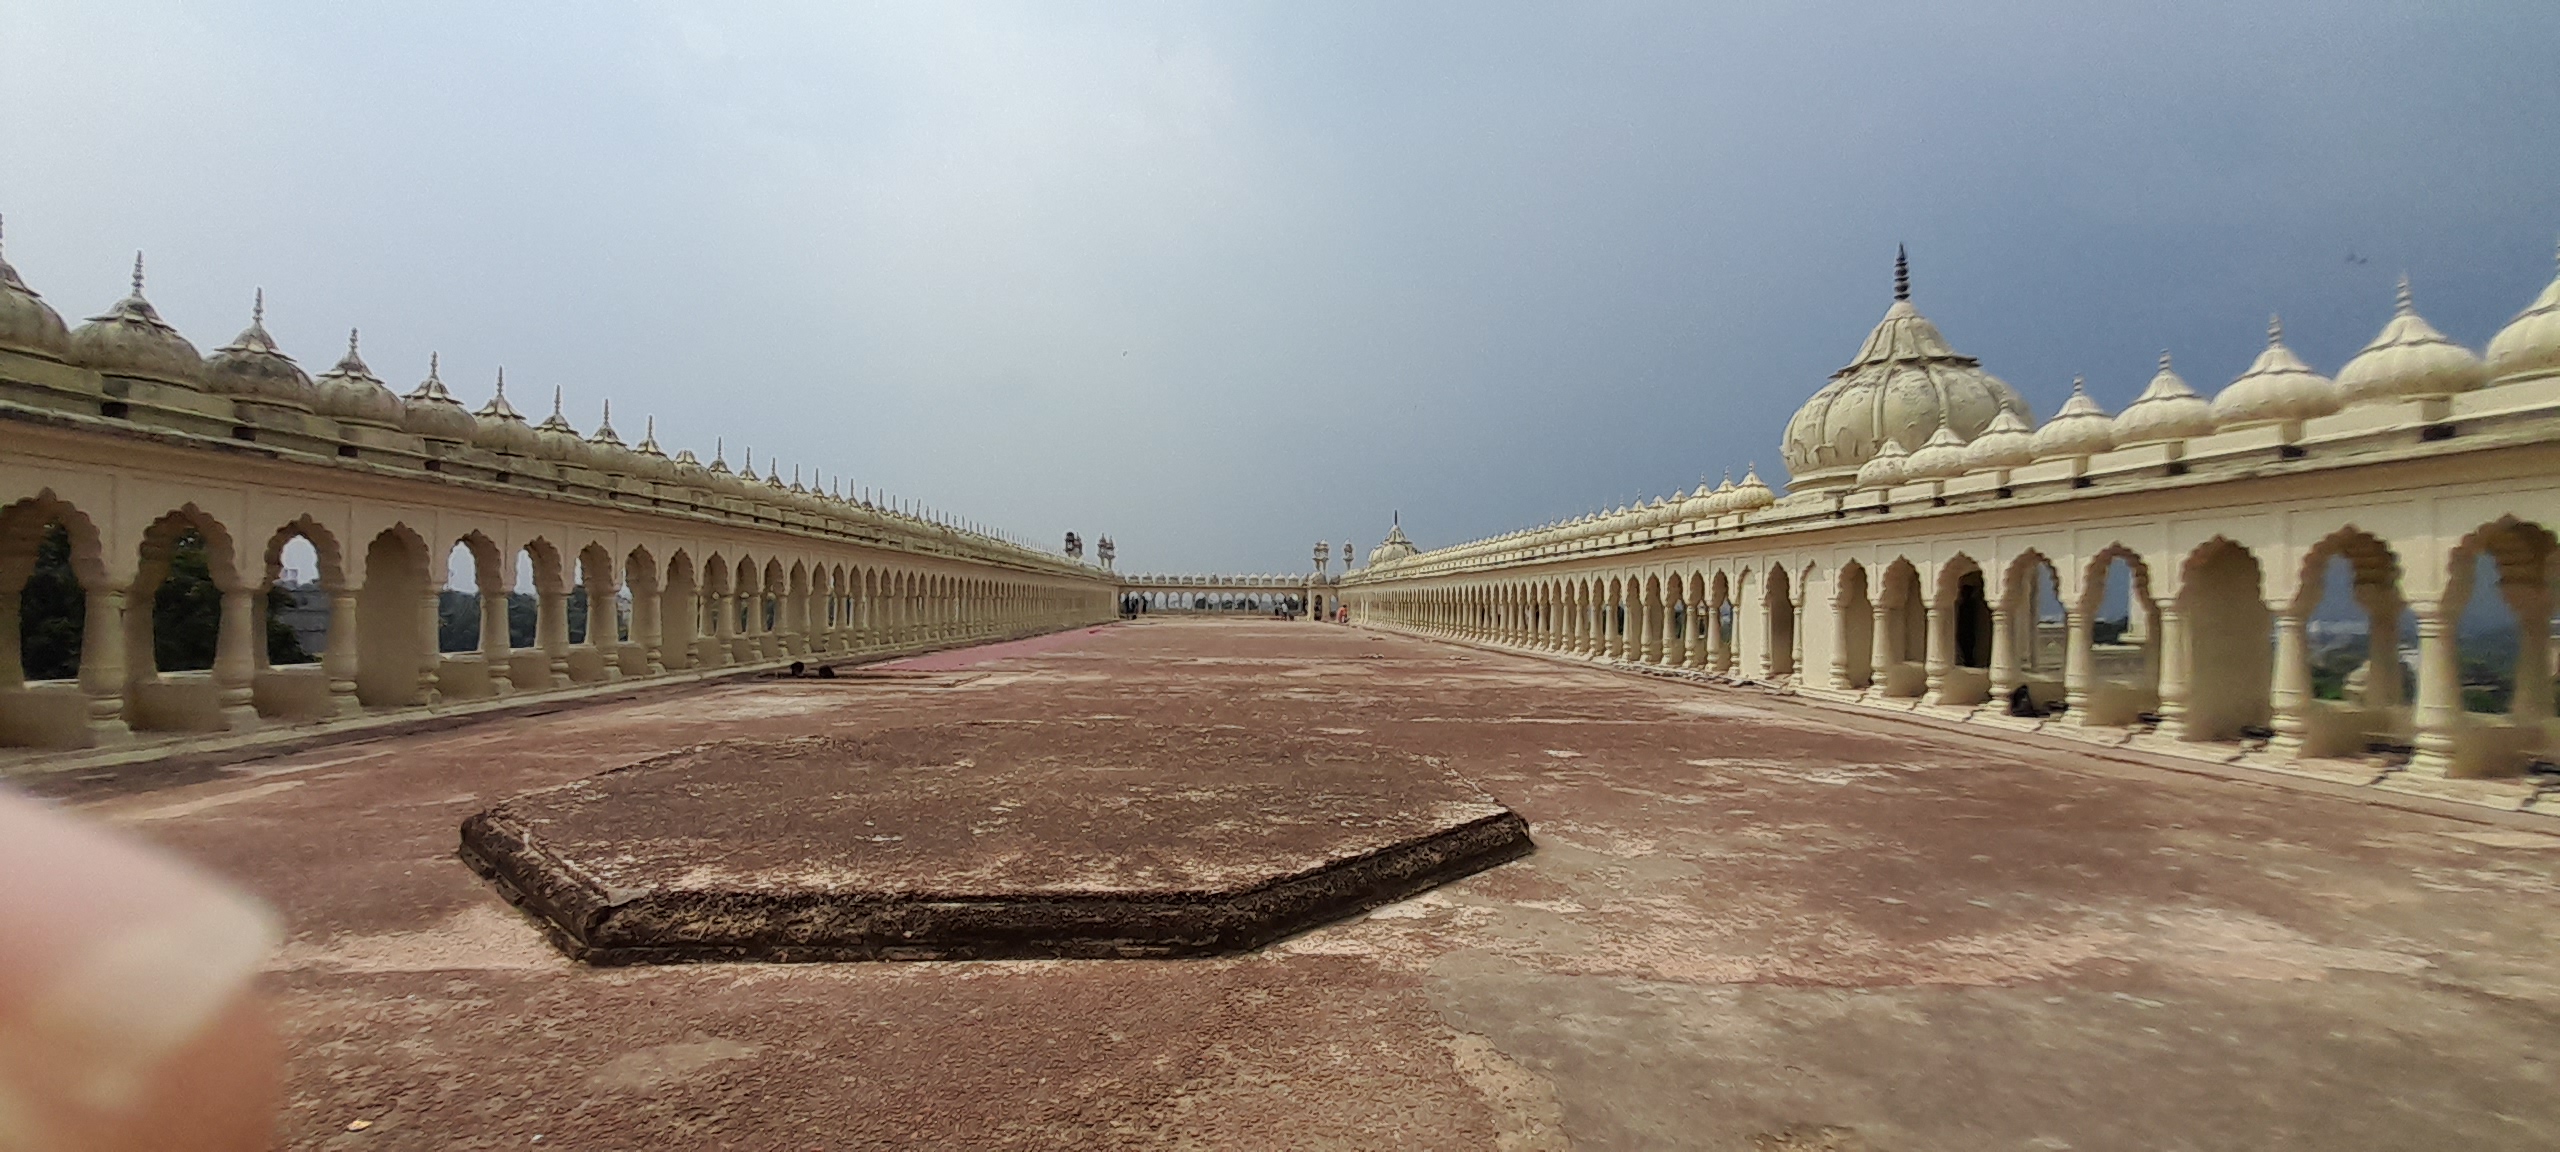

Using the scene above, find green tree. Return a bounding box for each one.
[18,523,85,681]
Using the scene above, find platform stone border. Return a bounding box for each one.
[460,805,1532,965]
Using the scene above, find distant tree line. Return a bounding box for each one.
[16,523,308,682]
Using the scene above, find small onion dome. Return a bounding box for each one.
[313,329,405,430]
[765,461,789,491]
[670,447,708,485]
[1715,474,1742,513]
[201,289,316,411]
[472,369,540,455]
[1730,466,1776,511]
[584,400,636,474]
[1962,407,2036,472]
[0,215,72,358]
[1904,423,1971,481]
[532,386,593,467]
[1780,247,2031,491]
[69,253,204,387]
[1643,495,1674,527]
[2486,242,2560,384]
[2212,315,2339,428]
[401,353,477,444]
[632,416,676,480]
[2337,278,2487,405]
[1678,479,1717,520]
[2113,351,2218,445]
[2032,377,2117,460]
[1855,437,1911,489]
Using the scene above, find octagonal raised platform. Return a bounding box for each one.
[459,724,1533,964]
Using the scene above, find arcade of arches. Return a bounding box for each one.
[1344,245,2560,805]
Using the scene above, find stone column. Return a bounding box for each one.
[78,581,135,743]
[212,586,260,731]
[1986,605,2018,707]
[1636,592,1658,663]
[2408,599,2463,777]
[1868,602,1894,696]
[323,588,362,716]
[2268,607,2312,757]
[1922,597,1953,705]
[710,588,737,667]
[637,586,665,676]
[478,586,515,696]
[2154,605,2191,741]
[1667,602,1689,668]
[416,589,443,705]
[538,585,570,688]
[2506,582,2553,732]
[2355,584,2403,715]
[2062,609,2094,724]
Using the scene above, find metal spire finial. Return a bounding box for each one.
[494,367,506,398]
[2395,274,2414,315]
[428,351,439,380]
[1893,244,1909,301]
[131,251,145,295]
[644,414,654,439]
[551,384,563,418]
[2267,314,2284,345]
[347,328,360,357]
[253,288,264,325]
[2159,349,2172,372]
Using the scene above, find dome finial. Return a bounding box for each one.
[1893,244,1909,301]
[347,327,360,357]
[714,436,724,466]
[494,366,506,398]
[2159,349,2172,372]
[645,414,655,439]
[253,288,264,325]
[2395,274,2414,316]
[130,251,146,296]
[2073,374,2089,395]
[550,384,563,418]
[2267,313,2284,345]
[428,351,439,380]
[599,397,613,429]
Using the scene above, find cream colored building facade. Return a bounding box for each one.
[0,243,1117,761]
[1344,247,2560,806]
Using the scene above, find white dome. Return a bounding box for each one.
[2212,316,2339,428]
[2113,352,2217,446]
[532,386,593,468]
[1730,467,1776,511]
[2337,278,2486,405]
[1962,407,2036,472]
[201,291,315,412]
[1904,424,1970,481]
[1854,437,1910,489]
[2032,378,2117,460]
[1678,480,1716,520]
[1780,249,2031,491]
[401,352,477,444]
[471,369,540,456]
[585,400,636,474]
[2485,241,2560,384]
[69,254,204,388]
[312,330,405,430]
[0,217,71,360]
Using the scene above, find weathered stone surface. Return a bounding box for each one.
[461,724,1532,963]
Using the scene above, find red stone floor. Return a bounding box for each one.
[53,619,2560,1149]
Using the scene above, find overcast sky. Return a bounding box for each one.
[4,1,2556,575]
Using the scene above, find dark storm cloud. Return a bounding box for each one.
[3,1,2554,572]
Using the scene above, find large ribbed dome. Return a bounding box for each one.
[1367,521,1418,566]
[1781,249,2030,492]
[201,291,316,411]
[2485,242,2560,384]
[69,254,204,388]
[0,216,71,359]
